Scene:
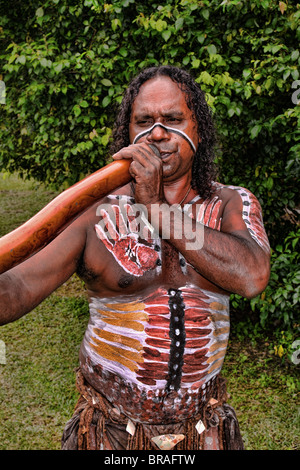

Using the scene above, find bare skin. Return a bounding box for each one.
[0,76,270,425]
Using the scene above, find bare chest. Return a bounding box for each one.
[77,193,224,295]
[78,231,198,294]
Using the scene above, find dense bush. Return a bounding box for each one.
[0,0,299,337]
[250,228,300,329]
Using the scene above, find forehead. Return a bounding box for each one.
[131,76,191,116]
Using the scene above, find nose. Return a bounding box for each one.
[146,123,170,143]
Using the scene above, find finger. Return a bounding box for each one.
[148,144,160,158]
[196,203,206,223]
[142,223,155,242]
[112,144,145,161]
[95,223,113,249]
[112,143,161,164]
[116,204,129,237]
[131,152,162,179]
[125,203,139,234]
[129,159,144,178]
[133,143,162,166]
[99,207,120,241]
[112,146,135,160]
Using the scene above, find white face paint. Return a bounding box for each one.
[132,122,197,154]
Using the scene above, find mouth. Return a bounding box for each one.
[160,152,171,160]
[158,150,174,160]
[148,144,175,160]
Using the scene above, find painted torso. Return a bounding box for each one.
[80,285,229,423]
[78,183,269,424]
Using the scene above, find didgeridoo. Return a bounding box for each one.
[0,159,131,274]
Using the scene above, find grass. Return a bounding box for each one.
[0,172,299,450]
[0,172,58,235]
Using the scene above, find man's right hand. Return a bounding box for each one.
[112,143,165,207]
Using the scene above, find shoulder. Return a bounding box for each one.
[212,181,260,207]
[212,180,265,226]
[213,182,270,254]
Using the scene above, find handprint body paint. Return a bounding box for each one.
[95,195,160,277]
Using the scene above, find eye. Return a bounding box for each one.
[166,117,182,125]
[137,118,153,127]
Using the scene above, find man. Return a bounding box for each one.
[0,65,270,450]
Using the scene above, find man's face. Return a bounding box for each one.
[129,76,199,183]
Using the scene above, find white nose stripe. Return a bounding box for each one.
[132,123,197,153]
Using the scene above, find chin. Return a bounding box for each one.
[162,165,182,181]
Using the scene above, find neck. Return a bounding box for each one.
[163,177,194,206]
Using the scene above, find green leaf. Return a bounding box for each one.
[266,176,274,190]
[202,9,209,20]
[101,134,110,146]
[80,100,89,108]
[207,44,217,55]
[73,105,81,117]
[250,124,262,139]
[86,50,95,60]
[175,17,184,30]
[243,69,251,79]
[197,33,206,44]
[244,86,252,99]
[265,77,273,90]
[102,96,111,107]
[199,70,214,85]
[18,55,26,65]
[162,30,171,42]
[54,63,63,73]
[191,58,200,69]
[120,47,128,57]
[101,78,113,87]
[155,19,167,32]
[283,70,290,81]
[36,7,44,17]
[231,56,241,63]
[111,18,121,31]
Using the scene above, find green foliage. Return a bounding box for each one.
[250,228,300,330]
[0,0,299,337]
[230,228,300,347]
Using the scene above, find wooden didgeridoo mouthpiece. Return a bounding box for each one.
[0,159,132,274]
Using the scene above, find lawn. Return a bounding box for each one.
[0,173,299,450]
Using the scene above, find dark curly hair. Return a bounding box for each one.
[110,65,218,199]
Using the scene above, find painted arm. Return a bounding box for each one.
[147,189,270,298]
[0,215,86,326]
